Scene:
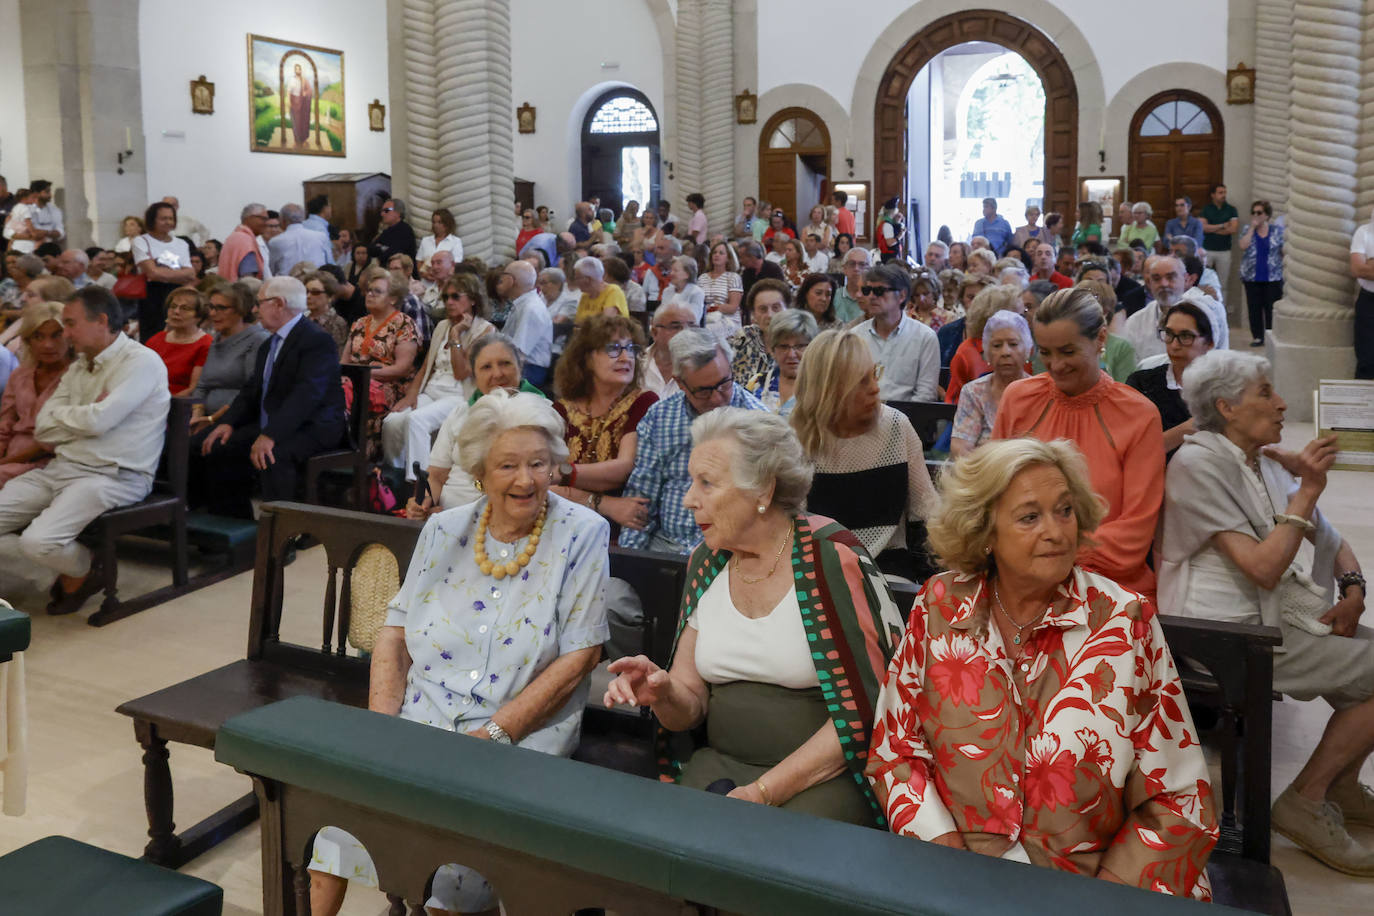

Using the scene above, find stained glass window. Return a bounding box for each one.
[1138,99,1213,137]
[589,96,658,134]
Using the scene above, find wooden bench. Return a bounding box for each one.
[218,695,1234,916]
[116,501,687,866]
[304,363,372,509]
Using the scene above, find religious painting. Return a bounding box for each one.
[1227,63,1255,105]
[247,34,346,157]
[190,75,215,115]
[517,103,536,134]
[735,90,757,124]
[368,99,386,132]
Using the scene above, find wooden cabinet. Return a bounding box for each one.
[303,172,392,242]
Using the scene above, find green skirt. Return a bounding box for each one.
[678,680,874,826]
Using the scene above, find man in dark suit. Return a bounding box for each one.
[199,276,346,518]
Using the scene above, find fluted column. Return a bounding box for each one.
[699,0,735,236]
[1252,0,1293,209]
[1355,2,1374,219]
[1269,0,1362,417]
[392,0,517,261]
[673,1,704,219]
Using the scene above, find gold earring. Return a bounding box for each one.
[474,479,485,493]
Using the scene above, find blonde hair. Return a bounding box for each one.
[1075,278,1117,323]
[965,284,1024,339]
[361,265,405,303]
[967,248,997,273]
[927,438,1106,576]
[789,328,873,458]
[18,301,65,339]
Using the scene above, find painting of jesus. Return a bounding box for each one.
[247,34,346,157]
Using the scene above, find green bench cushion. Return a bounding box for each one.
[0,835,222,915]
[185,513,258,549]
[218,697,1233,916]
[0,602,30,656]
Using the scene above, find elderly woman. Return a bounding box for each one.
[950,311,1032,457]
[188,282,269,433]
[311,389,609,916]
[0,302,70,486]
[1117,201,1160,251]
[993,286,1165,601]
[1157,350,1374,875]
[731,278,789,391]
[938,267,965,313]
[304,270,349,353]
[965,247,996,279]
[791,329,936,580]
[605,408,903,825]
[406,334,547,518]
[867,437,1217,897]
[1239,199,1285,347]
[145,286,211,397]
[572,255,630,324]
[945,283,1025,405]
[659,255,705,326]
[383,272,494,482]
[758,309,817,417]
[1126,302,1214,459]
[345,266,420,461]
[549,314,658,533]
[906,267,952,331]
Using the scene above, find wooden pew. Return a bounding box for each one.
[219,695,1237,916]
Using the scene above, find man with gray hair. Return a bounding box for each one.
[268,202,334,276]
[924,240,949,273]
[418,249,457,314]
[536,267,580,355]
[619,327,764,554]
[496,259,552,385]
[1123,254,1230,363]
[198,275,346,519]
[218,202,272,280]
[54,248,90,288]
[642,234,684,301]
[1168,235,1223,303]
[369,197,417,265]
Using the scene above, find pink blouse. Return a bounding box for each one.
[0,364,65,455]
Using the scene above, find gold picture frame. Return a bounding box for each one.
[517,103,536,134]
[190,75,215,115]
[735,90,757,124]
[1227,63,1255,105]
[368,99,386,132]
[247,33,346,157]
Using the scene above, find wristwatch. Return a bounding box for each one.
[484,720,512,744]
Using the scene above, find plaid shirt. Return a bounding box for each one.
[618,385,764,553]
[398,293,433,345]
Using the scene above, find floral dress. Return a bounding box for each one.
[866,568,1217,899]
[344,310,419,460]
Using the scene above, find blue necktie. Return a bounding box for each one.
[260,334,281,428]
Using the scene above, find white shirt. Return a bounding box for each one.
[35,334,170,477]
[855,313,941,401]
[132,234,191,271]
[417,233,464,265]
[2,202,35,253]
[804,250,830,274]
[688,566,818,689]
[641,345,681,399]
[546,290,580,355]
[503,289,552,369]
[661,283,705,324]
[1122,288,1230,363]
[1353,224,1374,293]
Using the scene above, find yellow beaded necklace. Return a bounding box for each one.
[474,500,547,579]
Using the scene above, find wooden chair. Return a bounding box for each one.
[77,398,191,627]
[885,398,956,451]
[303,363,372,509]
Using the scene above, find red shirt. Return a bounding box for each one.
[836,206,856,237]
[1037,270,1073,289]
[146,331,211,394]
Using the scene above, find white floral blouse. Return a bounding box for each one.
[384,491,611,756]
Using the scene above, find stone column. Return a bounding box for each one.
[1251,0,1293,210]
[389,0,517,261]
[673,0,704,219]
[699,0,735,236]
[1268,0,1362,417]
[20,0,146,248]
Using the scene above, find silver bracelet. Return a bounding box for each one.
[484,720,512,744]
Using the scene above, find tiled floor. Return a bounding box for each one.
[0,420,1371,914]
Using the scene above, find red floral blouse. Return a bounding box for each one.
[866,568,1216,899]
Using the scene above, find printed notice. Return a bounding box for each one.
[1316,380,1374,471]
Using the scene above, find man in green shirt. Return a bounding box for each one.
[1200,183,1239,310]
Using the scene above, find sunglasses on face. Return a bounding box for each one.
[603,342,640,359]
[381,207,396,214]
[861,285,895,296]
[1251,210,1265,216]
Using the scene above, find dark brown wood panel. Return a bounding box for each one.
[873,10,1078,229]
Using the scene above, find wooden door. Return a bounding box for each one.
[759,151,796,220]
[758,108,829,227]
[1128,91,1224,234]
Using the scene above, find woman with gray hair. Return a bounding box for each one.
[950,310,1032,457]
[1158,349,1374,875]
[868,437,1216,897]
[311,388,609,915]
[660,254,705,325]
[605,408,904,826]
[758,308,818,416]
[945,283,1025,405]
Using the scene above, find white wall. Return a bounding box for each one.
[510,0,665,218]
[0,0,30,188]
[138,0,392,240]
[756,0,1227,113]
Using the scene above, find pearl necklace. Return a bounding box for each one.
[475,500,547,579]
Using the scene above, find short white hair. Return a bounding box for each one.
[690,408,812,515]
[573,256,603,281]
[1181,350,1271,433]
[240,202,266,222]
[982,310,1033,355]
[456,389,569,480]
[1132,201,1154,217]
[262,275,307,313]
[669,327,731,376]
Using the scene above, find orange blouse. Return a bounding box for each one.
[991,373,1164,601]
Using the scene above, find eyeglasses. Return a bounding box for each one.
[861,285,895,297]
[167,303,199,313]
[652,321,688,333]
[684,374,733,399]
[256,296,282,307]
[773,343,808,355]
[444,293,467,301]
[365,287,389,298]
[1251,210,1266,216]
[1157,328,1203,345]
[207,303,235,313]
[306,287,326,295]
[603,342,640,359]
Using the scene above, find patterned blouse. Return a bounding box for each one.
[383,492,611,756]
[554,389,658,467]
[345,310,420,404]
[729,325,773,393]
[867,568,1217,899]
[951,374,1001,449]
[1240,223,1285,282]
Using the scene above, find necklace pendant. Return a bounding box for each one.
[1012,634,1021,645]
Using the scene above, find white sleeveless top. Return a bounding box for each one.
[689,566,818,689]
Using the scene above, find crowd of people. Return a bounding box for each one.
[0,172,1371,913]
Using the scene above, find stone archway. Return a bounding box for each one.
[873,10,1078,223]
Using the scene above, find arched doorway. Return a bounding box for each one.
[581,88,661,218]
[758,107,831,228]
[874,11,1077,228]
[1128,90,1224,235]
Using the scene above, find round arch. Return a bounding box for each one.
[757,107,832,228]
[871,9,1079,222]
[1127,89,1225,233]
[579,87,662,218]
